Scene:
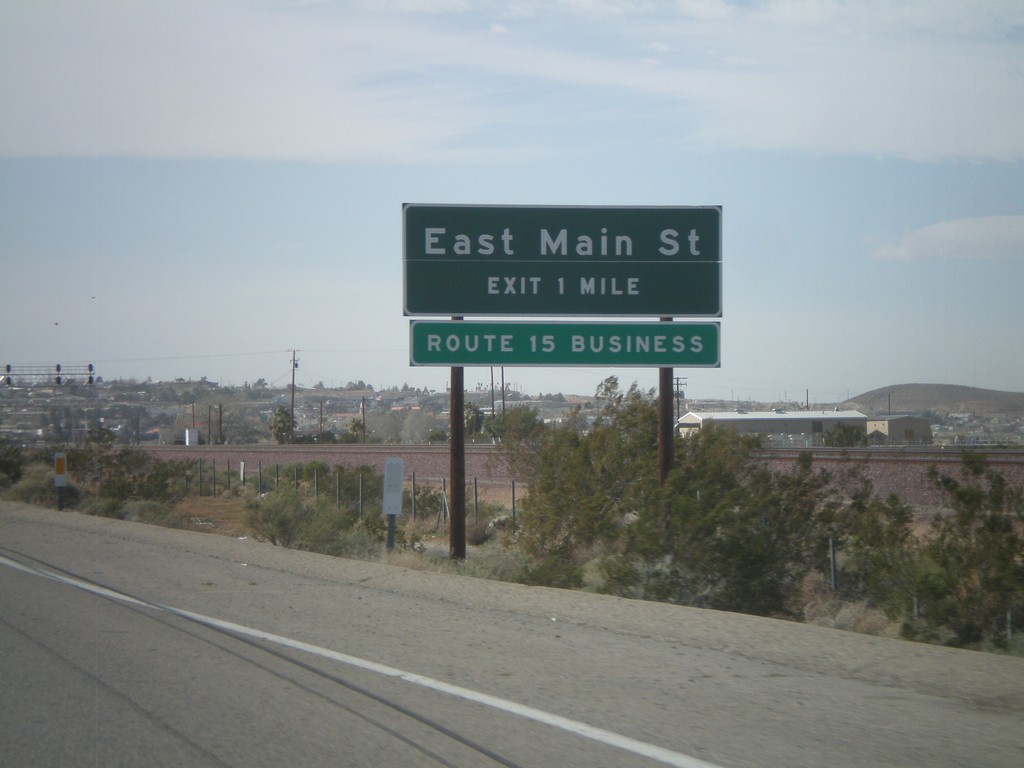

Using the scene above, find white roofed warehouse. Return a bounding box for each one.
[677,409,868,448]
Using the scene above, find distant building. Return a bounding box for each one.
[677,409,867,447]
[866,415,932,446]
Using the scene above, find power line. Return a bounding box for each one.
[90,350,291,364]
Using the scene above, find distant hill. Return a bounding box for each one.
[844,384,1024,417]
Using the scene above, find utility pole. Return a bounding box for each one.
[674,376,687,420]
[289,350,298,444]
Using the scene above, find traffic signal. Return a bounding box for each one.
[55,363,62,386]
[88,362,94,385]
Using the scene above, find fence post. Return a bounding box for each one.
[829,537,837,591]
[439,478,448,532]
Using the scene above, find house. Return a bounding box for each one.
[866,415,932,446]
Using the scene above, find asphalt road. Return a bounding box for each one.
[2,501,1022,768]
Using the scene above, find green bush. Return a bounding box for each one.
[297,507,361,555]
[68,429,185,503]
[80,497,126,519]
[914,456,1024,648]
[333,522,386,560]
[1,463,80,508]
[466,521,490,546]
[122,500,189,528]
[244,486,309,546]
[458,543,530,583]
[0,443,25,489]
[517,547,584,589]
[243,479,396,560]
[407,483,444,523]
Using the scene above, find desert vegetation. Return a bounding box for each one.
[3,382,1021,654]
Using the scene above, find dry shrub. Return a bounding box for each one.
[833,602,901,637]
[797,572,900,638]
[381,549,453,573]
[466,521,490,546]
[3,463,78,507]
[457,542,530,582]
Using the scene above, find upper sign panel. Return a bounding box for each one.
[403,204,721,317]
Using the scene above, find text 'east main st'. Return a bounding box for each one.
[423,226,705,258]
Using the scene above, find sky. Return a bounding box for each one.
[2,0,1022,404]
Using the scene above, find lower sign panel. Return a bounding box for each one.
[410,321,719,367]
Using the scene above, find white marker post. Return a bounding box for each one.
[53,452,68,510]
[383,457,404,551]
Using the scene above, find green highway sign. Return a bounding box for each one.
[403,204,721,317]
[410,321,720,367]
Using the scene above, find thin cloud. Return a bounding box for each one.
[0,0,1021,162]
[872,216,1024,261]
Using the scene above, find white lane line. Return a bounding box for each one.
[0,554,724,768]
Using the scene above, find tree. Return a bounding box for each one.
[503,376,958,626]
[914,454,1024,647]
[694,452,842,615]
[0,440,25,489]
[825,423,867,447]
[219,407,265,444]
[344,418,367,443]
[484,405,543,444]
[67,428,183,506]
[603,424,847,617]
[464,403,485,436]
[839,490,925,620]
[511,378,661,587]
[269,406,293,444]
[400,408,441,443]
